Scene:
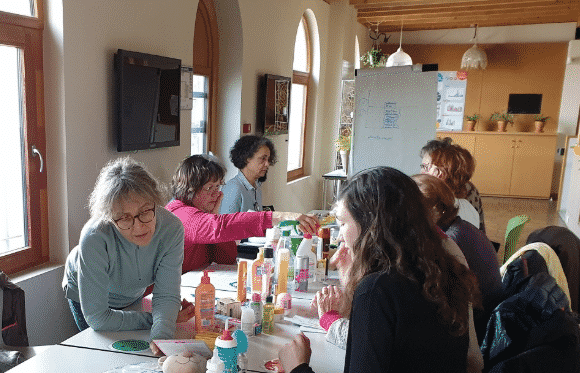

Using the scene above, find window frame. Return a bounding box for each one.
[0,0,49,274]
[287,16,312,182]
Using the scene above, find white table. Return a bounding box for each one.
[6,345,159,373]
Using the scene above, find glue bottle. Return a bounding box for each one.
[215,327,238,373]
[195,270,215,332]
[206,348,225,373]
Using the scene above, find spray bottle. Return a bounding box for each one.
[195,270,215,332]
[295,233,316,284]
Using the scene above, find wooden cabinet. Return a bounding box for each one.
[438,132,557,199]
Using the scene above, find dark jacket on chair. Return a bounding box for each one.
[526,226,580,312]
[0,272,28,347]
[481,251,580,373]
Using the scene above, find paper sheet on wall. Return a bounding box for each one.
[436,71,468,132]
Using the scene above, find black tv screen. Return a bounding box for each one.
[115,49,181,152]
[507,94,542,114]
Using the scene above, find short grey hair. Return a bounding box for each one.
[89,157,166,222]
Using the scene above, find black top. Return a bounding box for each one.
[292,270,468,373]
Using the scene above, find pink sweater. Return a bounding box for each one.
[165,199,273,273]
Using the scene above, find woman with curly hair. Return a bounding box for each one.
[420,140,485,232]
[220,135,277,213]
[279,167,481,373]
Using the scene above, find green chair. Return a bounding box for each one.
[502,215,530,263]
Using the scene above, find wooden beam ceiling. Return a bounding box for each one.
[350,0,580,32]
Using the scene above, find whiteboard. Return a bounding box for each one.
[351,67,438,176]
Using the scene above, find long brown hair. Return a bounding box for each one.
[412,173,458,228]
[338,167,478,336]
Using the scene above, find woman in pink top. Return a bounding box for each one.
[166,155,319,273]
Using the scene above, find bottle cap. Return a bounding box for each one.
[264,247,274,258]
[206,349,225,372]
[281,230,290,237]
[303,233,312,239]
[266,295,273,303]
[251,293,261,302]
[215,328,237,348]
[200,270,213,284]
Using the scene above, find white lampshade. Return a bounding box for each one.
[461,43,487,69]
[386,47,413,67]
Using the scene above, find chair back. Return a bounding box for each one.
[503,215,530,263]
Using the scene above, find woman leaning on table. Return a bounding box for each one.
[62,157,194,356]
[279,166,480,373]
[166,154,319,273]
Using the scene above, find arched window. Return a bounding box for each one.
[287,16,311,181]
[191,0,218,155]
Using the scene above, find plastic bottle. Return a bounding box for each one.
[241,307,255,337]
[195,270,215,332]
[262,296,275,334]
[206,348,225,373]
[275,229,295,292]
[251,248,264,294]
[215,328,238,373]
[250,292,262,325]
[295,233,316,283]
[237,260,247,302]
[238,352,248,373]
[261,246,274,300]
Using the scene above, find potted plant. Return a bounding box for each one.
[533,114,549,133]
[335,128,352,172]
[464,114,479,131]
[360,48,387,68]
[490,112,514,132]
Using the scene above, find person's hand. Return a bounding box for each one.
[296,214,319,236]
[330,242,353,287]
[150,341,163,356]
[278,333,311,372]
[176,298,195,323]
[312,285,343,319]
[211,191,224,215]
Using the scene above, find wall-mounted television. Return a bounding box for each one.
[507,93,542,114]
[114,49,181,152]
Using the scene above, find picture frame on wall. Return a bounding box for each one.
[257,74,291,135]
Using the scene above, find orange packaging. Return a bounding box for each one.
[195,270,215,332]
[237,261,247,302]
[251,248,264,294]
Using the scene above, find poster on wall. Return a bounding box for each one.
[436,71,467,131]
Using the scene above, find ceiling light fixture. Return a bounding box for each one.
[386,19,412,67]
[461,24,487,70]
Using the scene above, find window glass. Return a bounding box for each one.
[0,45,27,253]
[292,18,308,72]
[191,74,208,155]
[0,1,34,17]
[288,83,306,171]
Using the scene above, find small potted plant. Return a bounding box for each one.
[335,127,352,172]
[464,114,479,131]
[490,112,514,132]
[533,114,549,133]
[360,48,387,68]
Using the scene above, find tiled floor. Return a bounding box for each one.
[482,196,567,263]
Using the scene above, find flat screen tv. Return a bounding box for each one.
[114,49,181,152]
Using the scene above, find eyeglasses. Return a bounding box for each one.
[113,205,156,230]
[420,163,435,172]
[201,183,225,194]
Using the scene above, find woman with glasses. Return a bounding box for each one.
[167,155,319,273]
[220,135,276,213]
[420,139,485,232]
[63,157,193,356]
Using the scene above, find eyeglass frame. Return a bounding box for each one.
[420,162,437,173]
[113,204,156,230]
[200,182,225,194]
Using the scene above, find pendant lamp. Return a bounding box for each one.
[461,24,487,70]
[386,21,412,67]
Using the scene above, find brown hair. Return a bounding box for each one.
[338,167,478,337]
[429,144,475,199]
[412,173,459,228]
[171,155,226,206]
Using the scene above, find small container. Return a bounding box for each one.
[294,256,309,292]
[241,307,255,337]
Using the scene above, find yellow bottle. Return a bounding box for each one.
[262,296,275,334]
[275,247,290,294]
[237,261,247,302]
[195,270,215,332]
[251,248,264,294]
